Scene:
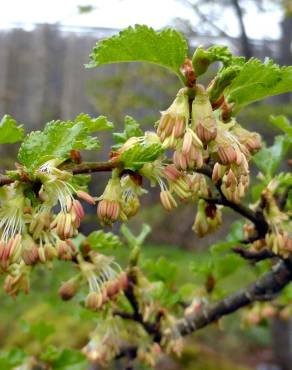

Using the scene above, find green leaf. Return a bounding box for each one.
[18,119,100,172]
[86,230,123,250]
[253,135,291,177]
[142,256,177,283]
[87,25,188,80]
[0,348,27,370]
[112,115,143,150]
[120,142,164,170]
[75,113,114,132]
[0,115,24,144]
[270,115,292,138]
[214,254,245,279]
[192,45,243,76]
[21,320,55,343]
[52,349,87,370]
[225,59,292,110]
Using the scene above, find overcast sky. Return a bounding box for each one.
[0,0,282,39]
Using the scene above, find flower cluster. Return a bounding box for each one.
[0,160,96,296]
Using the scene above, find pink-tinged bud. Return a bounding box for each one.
[66,196,73,212]
[160,190,177,211]
[77,190,96,205]
[157,88,189,143]
[97,199,120,225]
[85,291,103,311]
[119,271,129,290]
[4,273,30,298]
[182,131,193,155]
[224,169,237,188]
[174,117,185,138]
[217,145,237,165]
[196,122,217,144]
[106,280,120,298]
[22,244,39,265]
[163,165,182,182]
[59,280,78,301]
[212,163,225,183]
[192,85,217,143]
[73,199,85,219]
[44,243,57,261]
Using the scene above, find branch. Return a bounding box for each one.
[173,258,292,336]
[232,246,275,262]
[0,161,117,187]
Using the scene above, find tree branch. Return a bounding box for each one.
[232,246,275,262]
[173,258,292,336]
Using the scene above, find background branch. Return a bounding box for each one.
[173,258,292,336]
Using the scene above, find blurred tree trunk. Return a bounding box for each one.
[230,0,253,58]
[271,318,292,370]
[278,7,292,102]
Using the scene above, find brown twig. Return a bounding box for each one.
[173,258,292,336]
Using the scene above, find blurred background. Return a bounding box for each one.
[0,1,291,369]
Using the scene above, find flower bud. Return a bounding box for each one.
[160,190,177,211]
[157,88,189,143]
[85,291,103,311]
[192,85,217,143]
[59,279,78,301]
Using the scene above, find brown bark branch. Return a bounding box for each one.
[173,258,292,336]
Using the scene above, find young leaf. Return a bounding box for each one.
[253,135,291,178]
[112,115,143,150]
[0,115,24,144]
[120,142,164,170]
[270,115,292,138]
[87,25,188,80]
[225,59,292,110]
[192,45,243,76]
[86,230,124,250]
[75,113,114,132]
[18,119,100,172]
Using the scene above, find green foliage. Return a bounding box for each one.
[86,230,124,250]
[21,320,55,343]
[253,135,291,178]
[0,348,27,370]
[142,256,177,284]
[51,349,87,370]
[121,223,151,247]
[225,59,292,110]
[270,115,292,137]
[192,45,243,76]
[120,142,164,170]
[0,115,24,144]
[112,115,143,150]
[18,115,112,172]
[87,24,188,80]
[75,113,114,132]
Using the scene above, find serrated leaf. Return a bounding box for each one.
[192,45,244,76]
[0,115,24,144]
[270,115,292,138]
[112,115,143,150]
[120,143,164,170]
[86,230,123,250]
[253,135,291,177]
[75,113,114,132]
[87,25,188,80]
[225,59,292,110]
[18,119,100,171]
